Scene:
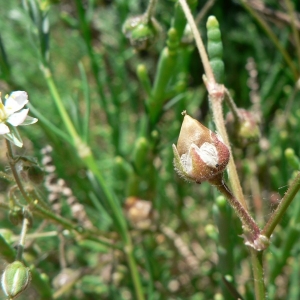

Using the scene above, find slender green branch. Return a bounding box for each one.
[250,250,266,300]
[16,209,31,261]
[262,172,300,238]
[224,88,243,123]
[42,67,80,143]
[32,202,119,249]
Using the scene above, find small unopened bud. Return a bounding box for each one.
[226,109,260,148]
[1,261,31,299]
[122,15,161,50]
[173,113,230,183]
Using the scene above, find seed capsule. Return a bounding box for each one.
[1,261,31,299]
[173,114,230,183]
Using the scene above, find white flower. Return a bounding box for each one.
[0,91,38,147]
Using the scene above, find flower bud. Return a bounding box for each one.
[122,15,161,51]
[173,114,230,183]
[226,108,260,148]
[1,261,31,299]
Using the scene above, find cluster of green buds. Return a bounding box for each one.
[122,15,161,51]
[1,261,31,299]
[173,113,230,184]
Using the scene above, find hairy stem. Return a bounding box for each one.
[210,176,260,237]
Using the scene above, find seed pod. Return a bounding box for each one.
[206,16,224,83]
[173,113,230,183]
[1,261,31,299]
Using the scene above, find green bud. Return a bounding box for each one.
[122,15,161,51]
[285,148,300,170]
[205,224,218,241]
[113,156,133,179]
[215,195,227,208]
[206,16,224,83]
[1,261,31,299]
[132,137,149,175]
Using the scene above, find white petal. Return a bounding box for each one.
[19,115,38,126]
[5,91,28,114]
[7,109,29,126]
[0,123,10,134]
[196,142,219,168]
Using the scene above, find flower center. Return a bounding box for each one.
[0,102,8,123]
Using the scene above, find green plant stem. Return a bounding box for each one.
[240,0,298,80]
[32,202,119,250]
[16,211,30,261]
[125,243,145,300]
[224,88,243,123]
[42,67,80,143]
[250,250,266,300]
[147,29,178,124]
[269,194,300,282]
[6,140,31,205]
[262,172,300,238]
[213,198,234,300]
